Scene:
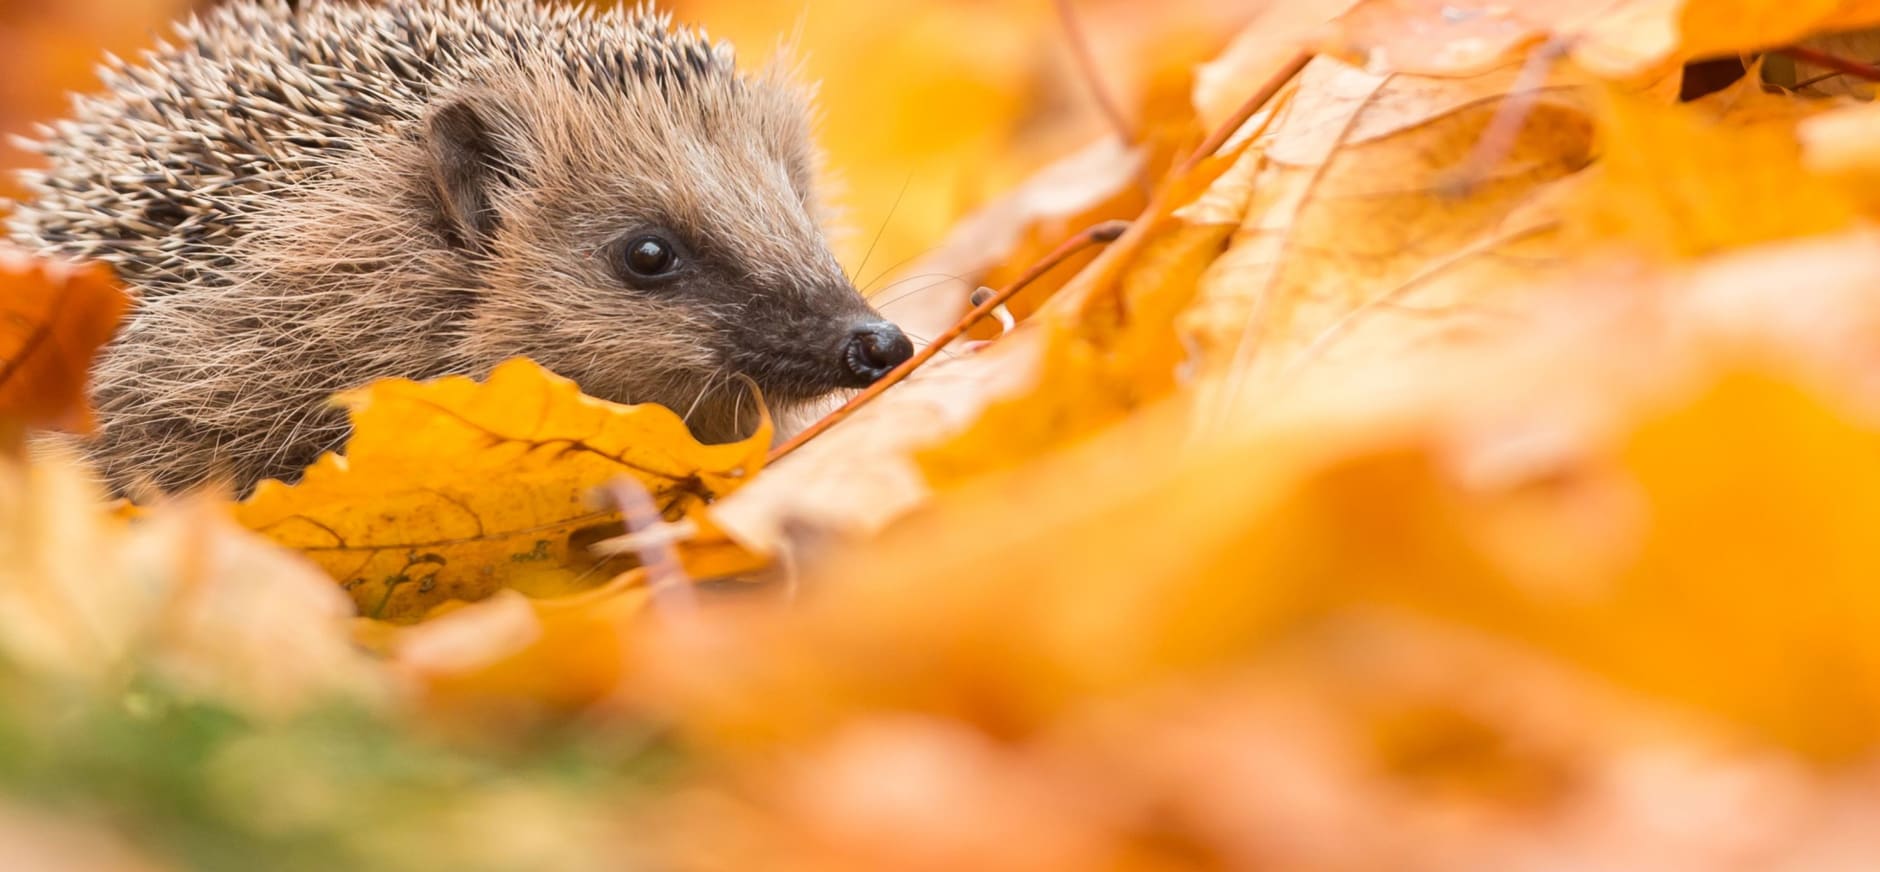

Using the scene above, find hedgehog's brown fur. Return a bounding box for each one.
[9,0,905,497]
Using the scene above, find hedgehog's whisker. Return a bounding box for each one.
[731,377,752,438]
[849,172,913,289]
[858,242,949,297]
[870,272,976,310]
[681,366,725,425]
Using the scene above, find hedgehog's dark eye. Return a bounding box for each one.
[618,235,680,281]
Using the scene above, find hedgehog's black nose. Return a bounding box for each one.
[842,320,914,385]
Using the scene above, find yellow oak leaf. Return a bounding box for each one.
[0,248,129,437]
[236,358,769,623]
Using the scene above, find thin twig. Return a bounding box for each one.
[769,220,1132,461]
[1054,0,1135,147]
[1174,50,1312,176]
[1777,44,1880,83]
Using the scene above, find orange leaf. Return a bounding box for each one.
[1324,0,1880,78]
[1574,84,1858,257]
[0,249,128,436]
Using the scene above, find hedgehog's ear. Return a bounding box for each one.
[424,94,520,250]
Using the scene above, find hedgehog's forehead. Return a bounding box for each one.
[515,76,837,290]
[516,69,812,192]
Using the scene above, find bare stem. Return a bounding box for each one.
[769,220,1132,462]
[1054,0,1136,146]
[1778,44,1880,83]
[1175,50,1312,176]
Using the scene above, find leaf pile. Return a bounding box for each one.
[9,0,1880,870]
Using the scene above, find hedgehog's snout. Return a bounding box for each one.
[838,319,913,386]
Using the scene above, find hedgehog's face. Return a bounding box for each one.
[420,74,911,442]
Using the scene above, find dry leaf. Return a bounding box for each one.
[867,137,1148,346]
[236,358,769,623]
[663,231,1880,760]
[0,457,386,716]
[0,248,128,435]
[388,583,651,714]
[1325,0,1880,78]
[1575,84,1857,256]
[710,337,1044,553]
[1178,56,1594,389]
[1192,3,1364,133]
[13,0,1880,866]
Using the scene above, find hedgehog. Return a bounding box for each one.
[7,0,914,497]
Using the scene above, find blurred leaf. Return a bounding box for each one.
[669,0,1266,281]
[1798,97,1880,215]
[0,458,385,716]
[387,583,651,716]
[0,802,169,872]
[1325,0,1880,77]
[0,0,194,200]
[0,249,128,436]
[1576,84,1857,256]
[15,0,1880,868]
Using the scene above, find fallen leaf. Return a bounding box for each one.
[1574,84,1857,257]
[387,584,651,715]
[1177,56,1595,389]
[1192,0,1363,133]
[0,248,129,436]
[709,337,1043,554]
[1797,97,1880,215]
[1323,0,1880,78]
[868,137,1147,346]
[0,456,386,716]
[647,221,1880,751]
[918,218,1233,488]
[236,358,769,623]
